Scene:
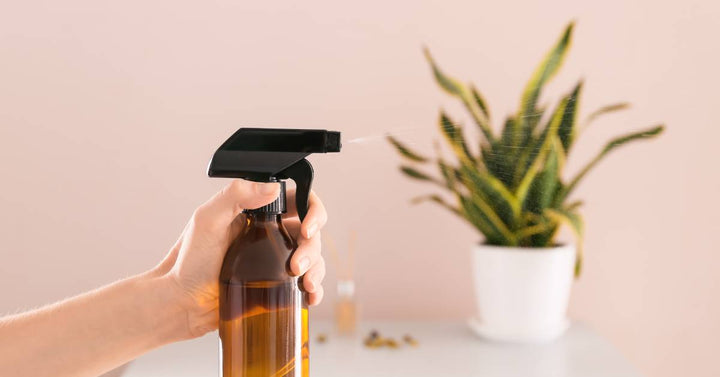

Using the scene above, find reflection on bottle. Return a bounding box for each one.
[219,281,308,377]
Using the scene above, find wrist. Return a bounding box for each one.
[153,272,219,340]
[129,273,194,344]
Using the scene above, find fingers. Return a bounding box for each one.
[284,189,327,239]
[302,257,326,295]
[193,180,280,231]
[308,285,325,306]
[287,220,323,285]
[289,231,322,276]
[284,218,325,305]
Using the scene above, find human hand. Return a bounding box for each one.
[153,180,327,339]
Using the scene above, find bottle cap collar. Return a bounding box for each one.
[243,181,286,215]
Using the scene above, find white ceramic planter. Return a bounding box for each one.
[469,243,575,343]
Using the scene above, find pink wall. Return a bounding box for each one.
[1,1,718,376]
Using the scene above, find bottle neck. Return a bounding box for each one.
[245,212,283,223]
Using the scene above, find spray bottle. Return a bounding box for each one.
[207,128,341,377]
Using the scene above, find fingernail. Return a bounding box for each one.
[256,182,277,195]
[298,257,310,274]
[305,223,318,239]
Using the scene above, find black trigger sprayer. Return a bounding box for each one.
[207,128,341,377]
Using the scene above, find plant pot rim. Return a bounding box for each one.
[474,242,574,253]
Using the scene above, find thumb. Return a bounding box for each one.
[195,180,280,229]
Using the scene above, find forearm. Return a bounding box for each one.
[0,270,191,377]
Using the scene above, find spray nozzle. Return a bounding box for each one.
[208,128,342,221]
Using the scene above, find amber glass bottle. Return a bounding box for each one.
[219,182,309,377]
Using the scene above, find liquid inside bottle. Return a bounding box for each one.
[219,196,308,377]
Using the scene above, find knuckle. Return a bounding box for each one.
[222,183,237,201]
[225,180,246,198]
[191,204,218,230]
[191,206,207,224]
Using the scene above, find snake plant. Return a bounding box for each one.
[388,22,663,275]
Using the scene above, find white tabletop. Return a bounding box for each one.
[123,320,640,377]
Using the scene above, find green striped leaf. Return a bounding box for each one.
[512,22,574,147]
[516,217,556,241]
[558,81,583,152]
[456,195,501,243]
[545,207,584,276]
[511,105,548,186]
[399,166,442,185]
[458,162,520,227]
[439,111,476,165]
[459,194,516,246]
[484,117,518,187]
[424,47,494,141]
[387,135,430,163]
[565,200,583,211]
[523,107,547,141]
[524,136,563,214]
[424,47,466,96]
[437,158,459,190]
[585,102,631,125]
[515,98,568,207]
[563,125,665,199]
[470,85,491,120]
[411,194,461,216]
